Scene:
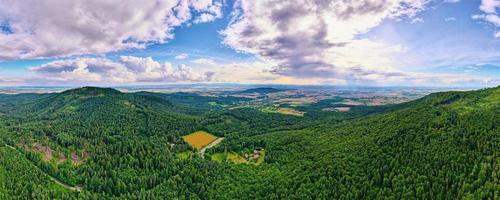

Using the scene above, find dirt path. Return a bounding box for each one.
[199,137,224,158]
[4,144,82,192]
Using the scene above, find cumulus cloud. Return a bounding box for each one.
[410,17,424,24]
[191,0,223,23]
[480,0,500,13]
[0,0,224,60]
[30,56,214,84]
[473,0,500,33]
[221,0,428,79]
[473,14,500,26]
[495,32,500,38]
[187,57,497,87]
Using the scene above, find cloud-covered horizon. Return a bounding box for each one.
[29,56,215,84]
[9,56,494,87]
[0,0,499,87]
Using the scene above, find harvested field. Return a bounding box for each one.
[261,107,305,116]
[182,131,218,150]
[334,107,351,112]
[322,107,351,112]
[277,108,305,116]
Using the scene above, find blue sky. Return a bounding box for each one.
[0,0,499,87]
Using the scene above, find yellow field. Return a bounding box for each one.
[277,108,305,116]
[182,131,218,150]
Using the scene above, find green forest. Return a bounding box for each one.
[0,86,498,199]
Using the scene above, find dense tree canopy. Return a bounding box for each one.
[0,86,498,199]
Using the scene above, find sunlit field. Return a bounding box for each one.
[182,131,218,150]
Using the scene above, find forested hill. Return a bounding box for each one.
[1,87,200,147]
[249,86,499,199]
[0,86,498,199]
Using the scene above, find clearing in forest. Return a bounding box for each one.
[261,107,305,116]
[211,150,265,165]
[182,131,218,150]
[276,108,304,116]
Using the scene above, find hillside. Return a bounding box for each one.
[239,86,499,199]
[0,86,498,199]
[2,87,199,145]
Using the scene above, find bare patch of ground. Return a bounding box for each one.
[199,137,224,158]
[71,151,89,165]
[31,143,88,165]
[276,108,305,116]
[322,107,351,112]
[33,143,53,161]
[57,152,67,164]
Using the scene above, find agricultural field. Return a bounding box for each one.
[322,107,351,112]
[276,108,305,116]
[182,131,218,150]
[261,107,305,116]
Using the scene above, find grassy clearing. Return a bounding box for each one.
[210,153,226,163]
[211,152,247,164]
[182,131,218,150]
[261,107,305,117]
[211,151,265,165]
[226,152,248,164]
[177,151,192,160]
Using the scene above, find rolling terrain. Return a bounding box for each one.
[0,86,498,199]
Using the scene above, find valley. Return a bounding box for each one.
[0,86,498,199]
[1,1,498,199]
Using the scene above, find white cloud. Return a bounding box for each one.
[444,17,456,21]
[484,14,500,26]
[1,56,495,87]
[495,32,500,38]
[472,14,500,27]
[194,13,219,23]
[185,57,497,87]
[191,0,223,23]
[174,53,189,59]
[0,0,224,60]
[473,0,500,36]
[30,56,214,84]
[410,17,424,24]
[443,0,460,3]
[472,14,485,20]
[221,0,428,79]
[479,0,500,13]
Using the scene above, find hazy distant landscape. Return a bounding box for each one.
[0,85,498,199]
[1,0,499,199]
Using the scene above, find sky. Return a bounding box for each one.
[0,0,499,87]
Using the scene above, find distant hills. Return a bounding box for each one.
[0,86,498,199]
[238,87,289,94]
